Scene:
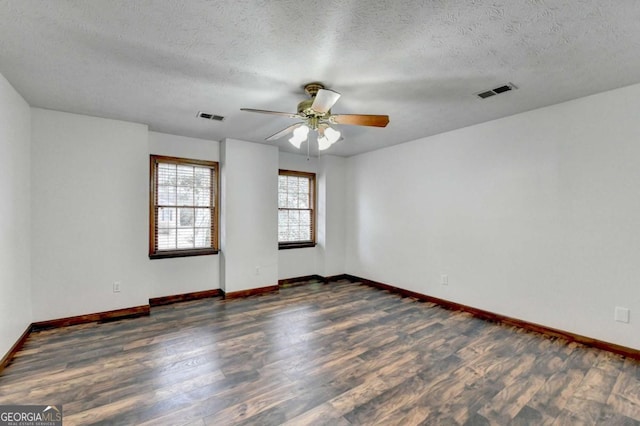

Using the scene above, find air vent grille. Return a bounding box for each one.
[476,83,517,99]
[197,111,225,121]
[477,91,496,99]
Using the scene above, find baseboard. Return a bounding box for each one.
[278,274,350,286]
[0,324,32,375]
[32,305,150,331]
[224,274,335,297]
[278,274,325,287]
[344,274,640,361]
[150,289,221,307]
[222,285,279,299]
[324,274,350,283]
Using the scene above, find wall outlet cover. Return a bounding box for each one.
[615,306,630,323]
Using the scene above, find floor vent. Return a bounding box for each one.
[476,83,517,99]
[197,111,225,121]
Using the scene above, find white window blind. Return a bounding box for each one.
[278,170,315,247]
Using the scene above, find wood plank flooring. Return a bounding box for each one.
[1,279,639,425]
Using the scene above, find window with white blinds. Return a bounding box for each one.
[278,170,316,249]
[149,155,219,259]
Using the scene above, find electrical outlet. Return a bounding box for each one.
[441,274,448,286]
[615,307,630,323]
[255,267,260,276]
[113,281,121,293]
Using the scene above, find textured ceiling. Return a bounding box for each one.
[1,1,640,156]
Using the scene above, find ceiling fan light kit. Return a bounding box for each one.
[241,82,389,153]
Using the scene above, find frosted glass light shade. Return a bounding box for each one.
[324,126,341,145]
[289,136,304,148]
[318,136,331,150]
[288,125,309,148]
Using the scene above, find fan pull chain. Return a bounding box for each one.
[307,138,310,161]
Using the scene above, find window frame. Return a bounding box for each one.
[149,155,219,259]
[278,169,317,250]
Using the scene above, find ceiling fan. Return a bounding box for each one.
[240,82,389,151]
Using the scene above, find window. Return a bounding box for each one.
[278,170,316,249]
[149,155,219,258]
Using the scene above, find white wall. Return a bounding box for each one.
[0,73,32,357]
[148,132,221,298]
[220,139,278,292]
[318,155,347,277]
[278,152,319,279]
[31,109,149,321]
[346,83,640,350]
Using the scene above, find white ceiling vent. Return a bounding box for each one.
[197,111,225,121]
[476,83,517,99]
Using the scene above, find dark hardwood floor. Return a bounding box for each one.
[1,279,639,425]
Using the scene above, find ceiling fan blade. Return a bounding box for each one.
[240,108,299,118]
[265,122,304,141]
[311,89,341,113]
[331,114,390,127]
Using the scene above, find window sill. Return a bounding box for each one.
[279,242,317,250]
[149,248,219,259]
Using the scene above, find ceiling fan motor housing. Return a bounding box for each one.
[297,98,329,119]
[303,82,324,97]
